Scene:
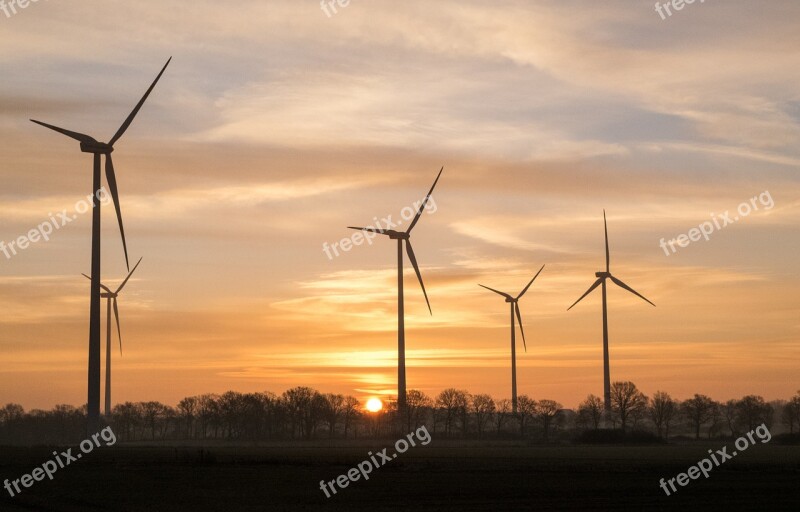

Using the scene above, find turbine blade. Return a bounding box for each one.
[609,276,656,307]
[105,155,130,271]
[83,273,114,294]
[116,257,143,293]
[30,120,95,144]
[517,264,545,299]
[405,241,432,315]
[406,166,443,234]
[113,298,122,356]
[567,278,603,311]
[478,284,512,300]
[515,302,527,352]
[604,210,610,273]
[347,226,389,235]
[109,57,172,146]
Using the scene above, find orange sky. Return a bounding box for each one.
[1,1,799,410]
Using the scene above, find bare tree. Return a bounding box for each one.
[341,396,361,438]
[494,399,512,434]
[681,394,716,439]
[405,390,432,432]
[649,391,676,439]
[735,395,773,432]
[471,394,496,437]
[177,396,198,439]
[323,394,344,438]
[610,382,647,432]
[537,399,562,441]
[436,388,469,437]
[577,395,604,430]
[782,392,800,434]
[517,395,537,436]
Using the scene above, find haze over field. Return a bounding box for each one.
[1,0,799,410]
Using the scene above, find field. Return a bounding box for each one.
[1,441,798,511]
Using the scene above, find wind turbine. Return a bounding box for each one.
[348,167,443,411]
[567,210,655,411]
[479,265,545,415]
[31,58,171,431]
[83,258,142,417]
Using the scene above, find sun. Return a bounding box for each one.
[365,398,383,413]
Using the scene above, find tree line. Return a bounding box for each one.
[1,384,798,445]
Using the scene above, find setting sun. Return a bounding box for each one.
[365,398,383,413]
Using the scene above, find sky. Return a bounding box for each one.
[1,0,799,411]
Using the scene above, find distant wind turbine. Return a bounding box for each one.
[31,58,171,431]
[348,167,443,411]
[479,265,545,414]
[568,211,655,411]
[83,258,142,418]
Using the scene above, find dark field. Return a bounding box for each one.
[1,441,798,511]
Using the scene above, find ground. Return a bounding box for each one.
[1,441,798,511]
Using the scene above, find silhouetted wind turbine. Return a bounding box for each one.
[31,58,170,432]
[348,167,443,411]
[568,211,655,411]
[479,265,544,415]
[83,258,142,417]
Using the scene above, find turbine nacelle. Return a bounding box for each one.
[595,271,611,278]
[80,141,114,154]
[387,230,409,240]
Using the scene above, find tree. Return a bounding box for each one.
[471,394,496,437]
[781,392,800,434]
[577,395,604,430]
[436,388,469,437]
[323,394,344,438]
[517,395,537,436]
[405,390,432,432]
[177,396,198,439]
[609,381,647,432]
[722,399,740,437]
[494,399,512,434]
[735,395,773,432]
[282,387,325,439]
[139,401,170,440]
[341,396,361,438]
[536,399,562,441]
[681,394,716,439]
[649,391,676,439]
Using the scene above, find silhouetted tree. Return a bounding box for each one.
[610,381,647,432]
[649,391,676,439]
[405,390,431,432]
[436,388,468,437]
[494,399,512,434]
[341,396,361,438]
[471,394,495,437]
[537,399,561,441]
[577,395,604,430]
[517,395,537,436]
[735,395,773,432]
[681,394,716,439]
